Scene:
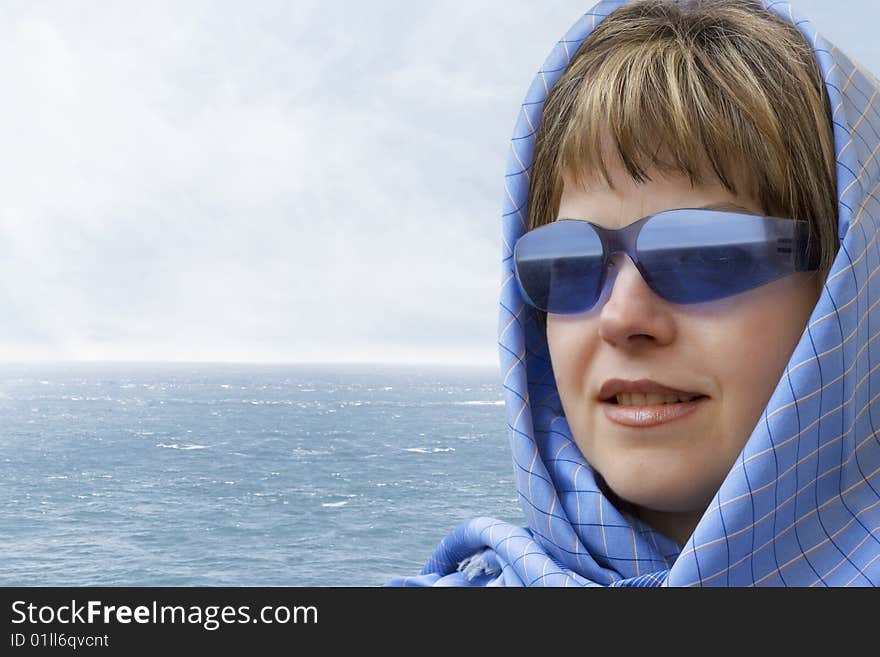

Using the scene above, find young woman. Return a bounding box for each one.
[387,0,880,586]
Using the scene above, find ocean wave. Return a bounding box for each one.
[155,443,209,450]
[403,447,456,454]
[291,448,332,457]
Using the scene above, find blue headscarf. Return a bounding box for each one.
[386,0,880,586]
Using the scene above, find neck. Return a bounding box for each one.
[633,506,704,548]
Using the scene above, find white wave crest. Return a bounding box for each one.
[403,447,456,454]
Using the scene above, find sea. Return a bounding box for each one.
[0,362,525,586]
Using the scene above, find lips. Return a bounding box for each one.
[597,377,710,428]
[601,396,708,427]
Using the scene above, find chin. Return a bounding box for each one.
[599,468,720,515]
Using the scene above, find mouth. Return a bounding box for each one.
[600,394,710,428]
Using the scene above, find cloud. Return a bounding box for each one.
[0,1,875,364]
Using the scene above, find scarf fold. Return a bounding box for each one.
[386,0,880,586]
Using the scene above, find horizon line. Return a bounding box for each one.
[0,358,500,368]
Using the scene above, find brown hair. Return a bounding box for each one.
[528,0,838,326]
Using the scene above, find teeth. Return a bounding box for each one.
[615,392,698,406]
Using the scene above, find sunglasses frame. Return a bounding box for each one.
[513,208,819,314]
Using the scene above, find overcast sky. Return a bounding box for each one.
[0,1,876,365]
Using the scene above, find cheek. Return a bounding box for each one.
[546,316,599,391]
[546,315,601,441]
[708,281,818,426]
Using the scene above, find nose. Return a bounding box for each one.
[597,253,676,347]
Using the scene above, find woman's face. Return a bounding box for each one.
[546,162,823,542]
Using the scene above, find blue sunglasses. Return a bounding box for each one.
[513,208,819,315]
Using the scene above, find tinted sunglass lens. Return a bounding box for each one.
[637,210,790,303]
[514,221,605,313]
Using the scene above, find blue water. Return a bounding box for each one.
[0,362,524,586]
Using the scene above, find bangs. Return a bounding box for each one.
[557,41,776,203]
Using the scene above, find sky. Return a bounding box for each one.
[0,1,877,366]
